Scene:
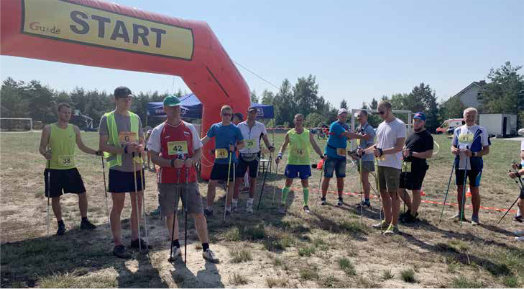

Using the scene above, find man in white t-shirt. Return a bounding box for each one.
[450,107,490,225]
[233,106,275,213]
[360,101,405,235]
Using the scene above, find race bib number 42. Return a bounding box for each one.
[167,141,188,155]
[215,148,228,159]
[118,131,137,143]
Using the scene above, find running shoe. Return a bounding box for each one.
[80,219,97,230]
[113,245,131,259]
[130,238,151,250]
[372,220,389,229]
[513,229,524,236]
[449,213,468,222]
[169,246,182,261]
[246,202,254,214]
[320,197,327,205]
[337,198,344,206]
[303,205,311,214]
[383,224,400,235]
[203,249,220,263]
[471,215,480,226]
[357,200,371,208]
[515,236,524,242]
[56,222,66,236]
[513,215,522,223]
[150,206,161,216]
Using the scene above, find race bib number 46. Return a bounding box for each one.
[167,141,188,155]
[215,148,228,159]
[118,131,137,144]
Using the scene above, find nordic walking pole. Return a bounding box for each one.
[313,163,323,208]
[498,169,523,224]
[358,157,364,224]
[272,162,279,205]
[224,149,233,222]
[460,146,469,226]
[46,159,51,237]
[168,168,180,262]
[438,162,455,224]
[100,156,111,229]
[257,154,271,210]
[184,166,189,264]
[138,153,149,250]
[132,152,143,252]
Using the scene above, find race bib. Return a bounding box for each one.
[245,139,256,149]
[118,131,137,144]
[293,148,305,156]
[458,133,474,144]
[58,155,74,167]
[167,141,188,156]
[401,161,412,173]
[336,148,346,157]
[215,148,228,159]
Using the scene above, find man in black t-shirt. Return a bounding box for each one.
[399,112,434,223]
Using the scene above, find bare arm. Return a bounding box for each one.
[309,132,324,158]
[383,137,405,155]
[99,134,125,155]
[279,133,290,155]
[412,149,433,159]
[74,126,98,155]
[39,125,51,159]
[236,140,245,150]
[262,134,274,151]
[201,135,211,146]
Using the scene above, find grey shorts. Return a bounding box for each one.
[158,182,203,217]
[377,166,401,192]
[357,160,375,173]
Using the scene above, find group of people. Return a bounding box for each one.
[38,86,524,266]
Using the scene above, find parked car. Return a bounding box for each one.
[436,119,464,134]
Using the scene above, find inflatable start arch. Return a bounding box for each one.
[1,0,250,180]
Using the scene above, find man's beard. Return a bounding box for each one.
[414,126,424,132]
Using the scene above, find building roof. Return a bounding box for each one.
[452,80,486,99]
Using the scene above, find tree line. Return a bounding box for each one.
[1,61,522,132]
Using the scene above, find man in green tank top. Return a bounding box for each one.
[276,114,325,214]
[39,103,101,236]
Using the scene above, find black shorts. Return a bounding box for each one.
[236,154,260,178]
[108,169,145,193]
[44,168,86,198]
[210,163,235,181]
[455,169,482,187]
[399,168,427,190]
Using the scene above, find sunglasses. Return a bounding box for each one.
[378,111,386,115]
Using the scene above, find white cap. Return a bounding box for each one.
[518,128,524,136]
[338,108,348,115]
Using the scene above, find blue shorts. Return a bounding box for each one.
[323,157,346,178]
[285,165,311,180]
[455,169,482,187]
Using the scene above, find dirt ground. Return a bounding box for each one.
[1,131,523,288]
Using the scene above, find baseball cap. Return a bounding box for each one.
[413,112,426,121]
[338,108,348,115]
[163,95,181,107]
[248,106,257,112]
[114,86,133,98]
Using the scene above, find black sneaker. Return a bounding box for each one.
[56,222,66,236]
[80,219,97,230]
[399,210,411,222]
[320,197,327,205]
[204,208,214,217]
[403,212,419,223]
[303,205,311,214]
[130,238,151,251]
[113,245,131,259]
[337,198,343,206]
[514,215,523,223]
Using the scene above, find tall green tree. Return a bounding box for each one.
[479,61,524,127]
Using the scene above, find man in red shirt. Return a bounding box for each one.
[147,95,219,263]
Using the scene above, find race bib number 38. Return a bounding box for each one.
[58,155,74,167]
[167,141,188,155]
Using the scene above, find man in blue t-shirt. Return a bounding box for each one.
[201,105,244,217]
[450,107,490,225]
[321,108,353,206]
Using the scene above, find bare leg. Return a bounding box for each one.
[361,171,370,200]
[78,192,88,218]
[193,213,209,243]
[399,189,412,212]
[110,193,125,246]
[166,213,179,241]
[207,180,217,208]
[321,177,330,198]
[51,196,62,221]
[381,189,392,224]
[470,186,480,217]
[411,190,421,215]
[248,177,257,199]
[336,177,344,198]
[456,185,465,215]
[129,190,143,240]
[391,191,400,226]
[233,177,242,200]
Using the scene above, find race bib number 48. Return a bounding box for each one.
[215,148,228,159]
[167,141,188,155]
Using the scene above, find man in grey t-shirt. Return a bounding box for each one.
[98,86,147,258]
[349,110,375,208]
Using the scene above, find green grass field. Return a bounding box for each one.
[1,130,523,287]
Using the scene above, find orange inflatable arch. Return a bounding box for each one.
[1,0,250,180]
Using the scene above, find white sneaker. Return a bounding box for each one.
[203,249,219,263]
[246,203,254,214]
[232,199,238,212]
[169,246,181,261]
[515,236,524,242]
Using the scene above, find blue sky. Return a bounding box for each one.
[1,0,523,109]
